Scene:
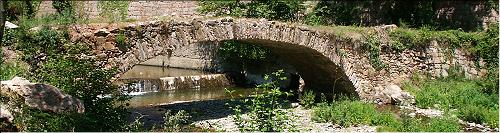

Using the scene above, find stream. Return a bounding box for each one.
[118,65,254,107]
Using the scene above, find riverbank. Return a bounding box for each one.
[128,98,378,132]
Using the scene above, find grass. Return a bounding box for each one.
[0,61,26,80]
[312,99,463,132]
[403,73,499,128]
[378,114,461,132]
[312,100,398,127]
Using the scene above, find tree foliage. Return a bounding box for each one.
[198,0,304,22]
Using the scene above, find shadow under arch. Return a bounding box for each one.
[223,38,359,98]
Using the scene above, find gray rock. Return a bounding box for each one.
[94,29,110,37]
[383,84,415,106]
[1,77,85,113]
[0,104,14,123]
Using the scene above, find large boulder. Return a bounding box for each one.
[381,84,415,106]
[0,77,85,117]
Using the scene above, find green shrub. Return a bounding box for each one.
[163,110,191,132]
[312,100,392,127]
[35,57,131,131]
[8,27,134,131]
[115,32,129,51]
[13,108,78,132]
[378,115,461,132]
[371,112,399,127]
[52,0,73,14]
[197,0,304,22]
[389,25,498,67]
[229,70,297,132]
[218,40,272,70]
[15,27,67,64]
[5,1,40,21]
[362,33,387,70]
[98,1,130,22]
[404,74,499,128]
[312,98,463,132]
[299,90,315,109]
[426,117,461,132]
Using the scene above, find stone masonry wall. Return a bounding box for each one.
[36,1,199,20]
[68,17,487,102]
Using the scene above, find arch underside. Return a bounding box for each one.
[238,39,358,97]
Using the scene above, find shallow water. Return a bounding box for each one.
[121,65,208,79]
[119,65,255,107]
[127,87,255,107]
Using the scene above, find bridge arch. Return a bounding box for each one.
[70,17,489,102]
[71,18,371,99]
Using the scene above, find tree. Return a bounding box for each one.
[0,0,6,46]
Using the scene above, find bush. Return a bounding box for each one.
[7,26,134,132]
[312,98,463,132]
[5,1,39,21]
[115,32,129,51]
[163,110,191,132]
[218,40,272,70]
[310,1,494,31]
[197,0,304,22]
[404,73,499,128]
[299,90,315,109]
[312,100,387,127]
[388,25,498,68]
[378,115,461,132]
[229,70,297,132]
[35,57,131,131]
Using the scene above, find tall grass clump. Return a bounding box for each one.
[312,99,398,127]
[403,68,499,128]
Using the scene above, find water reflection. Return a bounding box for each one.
[118,65,254,107]
[121,65,209,79]
[127,87,254,107]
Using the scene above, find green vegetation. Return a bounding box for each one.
[312,99,398,127]
[377,115,461,132]
[0,61,26,81]
[227,70,297,132]
[403,68,499,128]
[389,23,499,67]
[163,110,191,132]
[312,99,462,132]
[299,90,315,109]
[198,0,304,22]
[4,1,40,21]
[309,0,497,31]
[362,32,387,70]
[218,40,272,70]
[1,6,133,131]
[98,1,130,22]
[115,31,129,51]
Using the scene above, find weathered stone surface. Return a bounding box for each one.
[94,29,110,37]
[0,77,84,113]
[382,84,415,106]
[0,104,14,122]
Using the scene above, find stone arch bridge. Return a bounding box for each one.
[69,17,486,102]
